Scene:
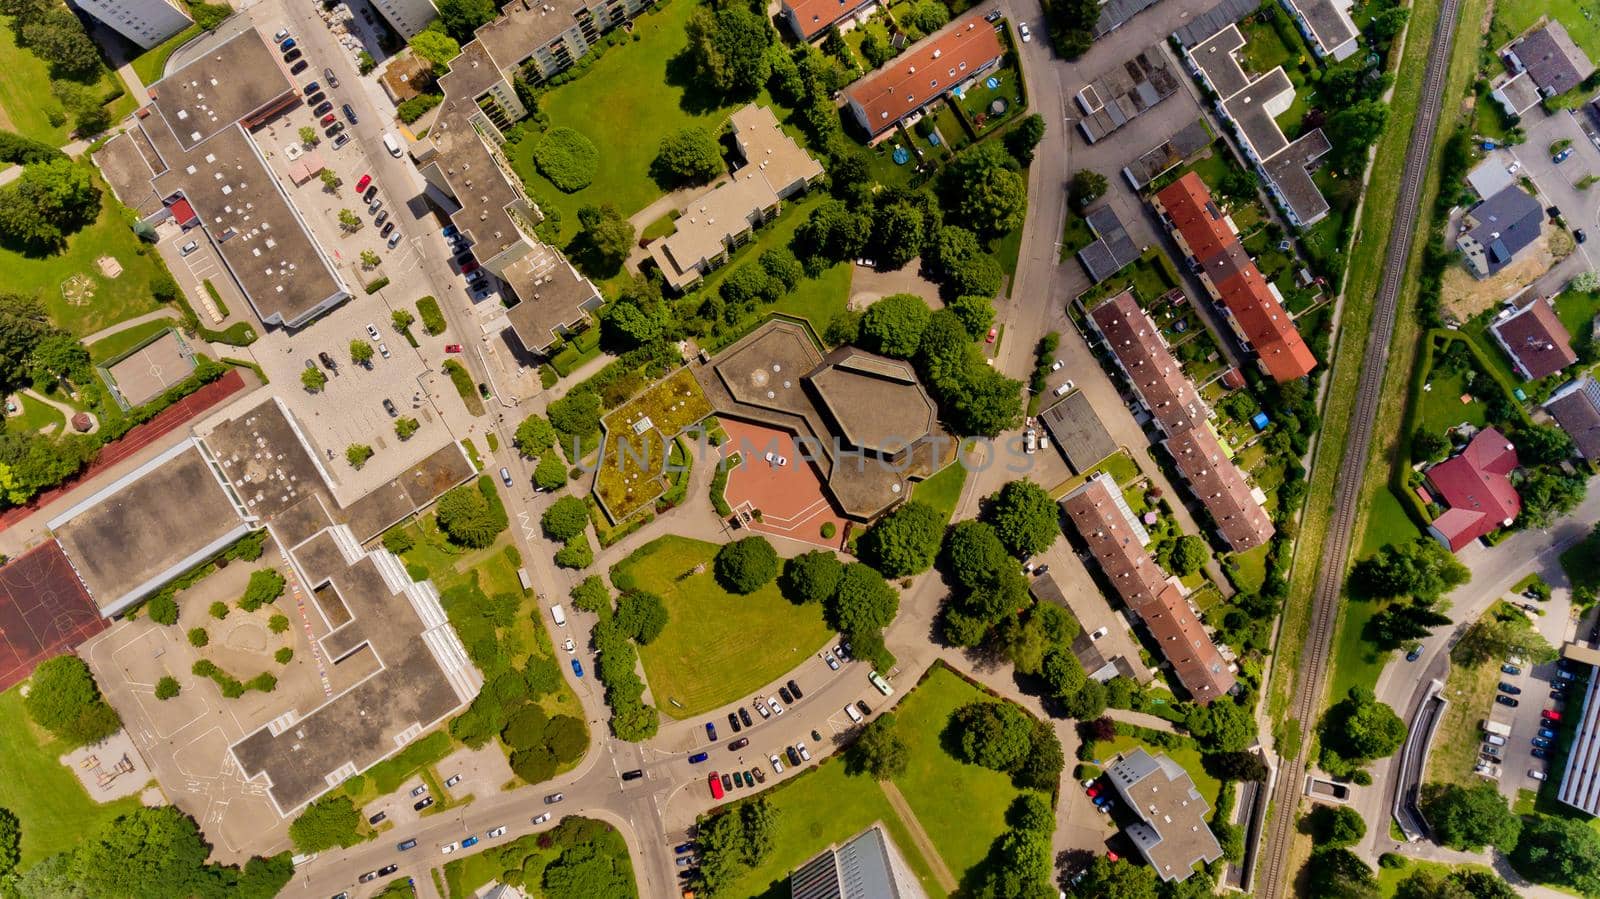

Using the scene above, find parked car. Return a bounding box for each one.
[279,37,296,52]
[727,712,742,733]
[856,700,872,717]
[825,651,840,670]
[1544,709,1563,722]
[342,103,358,124]
[768,697,784,715]
[786,746,800,766]
[1534,747,1551,759]
[1499,682,1522,695]
[738,707,752,728]
[284,48,302,62]
[359,872,379,883]
[770,754,784,773]
[368,811,386,825]
[382,398,397,417]
[488,826,507,838]
[787,679,804,700]
[720,773,732,792]
[1018,21,1031,41]
[445,344,463,353]
[273,27,290,42]
[461,836,478,848]
[675,843,695,855]
[571,658,584,677]
[410,784,428,797]
[379,863,399,874]
[1531,769,1548,781]
[388,232,402,248]
[289,59,308,75]
[1578,229,1589,244]
[413,797,433,811]
[1495,695,1519,708]
[1501,663,1521,675]
[1405,645,1423,662]
[305,92,325,107]
[1533,738,1552,749]
[778,686,794,704]
[755,701,770,719]
[705,722,718,741]
[444,774,462,787]
[545,793,564,804]
[708,773,723,799]
[331,132,350,149]
[179,240,199,256]
[533,813,550,825]
[797,742,811,762]
[688,751,709,764]
[324,121,343,137]
[1539,728,1558,740]
[729,737,749,751]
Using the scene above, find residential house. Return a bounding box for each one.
[1425,427,1522,551]
[844,11,1004,141]
[1545,376,1600,462]
[1492,21,1596,116]
[1456,186,1545,279]
[1282,0,1359,61]
[1490,296,1577,380]
[1105,748,1224,882]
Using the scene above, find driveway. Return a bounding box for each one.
[1510,108,1600,270]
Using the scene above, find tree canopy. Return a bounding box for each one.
[860,500,944,577]
[570,203,634,278]
[287,796,362,853]
[652,126,724,188]
[683,3,774,99]
[436,0,495,42]
[23,655,120,747]
[1305,847,1378,899]
[1350,538,1469,602]
[830,562,900,636]
[714,536,779,594]
[859,293,932,358]
[1305,804,1366,848]
[1318,686,1405,774]
[0,158,102,250]
[941,143,1025,237]
[779,550,843,604]
[1419,781,1522,852]
[515,415,557,457]
[540,495,590,542]
[696,799,778,895]
[847,713,909,780]
[988,480,1058,558]
[438,478,510,548]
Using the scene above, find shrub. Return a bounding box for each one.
[396,92,442,124]
[239,569,286,612]
[189,628,209,647]
[288,795,362,853]
[416,296,447,335]
[274,648,294,665]
[147,594,178,626]
[555,533,594,569]
[437,477,510,548]
[154,676,180,701]
[268,614,290,634]
[209,601,229,619]
[714,536,778,593]
[382,529,415,555]
[541,496,591,541]
[534,128,600,192]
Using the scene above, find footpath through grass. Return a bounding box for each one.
[0,687,143,869]
[610,536,833,718]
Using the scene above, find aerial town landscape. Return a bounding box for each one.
[1,0,1600,893]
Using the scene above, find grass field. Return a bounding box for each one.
[1425,647,1499,787]
[911,461,967,524]
[888,665,1036,879]
[0,687,144,869]
[0,20,133,146]
[0,179,167,336]
[1375,858,1502,898]
[1357,486,1422,558]
[9,392,65,434]
[86,319,174,363]
[611,536,833,717]
[1489,0,1600,61]
[505,0,740,244]
[705,759,943,898]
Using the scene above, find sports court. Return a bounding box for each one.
[0,541,108,691]
[720,419,846,550]
[103,329,196,408]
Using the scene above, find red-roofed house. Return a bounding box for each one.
[780,0,876,41]
[1152,172,1317,383]
[1490,297,1577,381]
[844,12,1004,141]
[1424,427,1521,552]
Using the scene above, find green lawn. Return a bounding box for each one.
[952,61,1023,138]
[1375,858,1502,898]
[911,461,967,524]
[1226,543,1270,594]
[1553,289,1600,339]
[86,320,173,363]
[503,0,742,244]
[9,392,65,434]
[889,665,1039,880]
[1416,364,1488,435]
[1085,730,1222,810]
[0,179,168,336]
[130,23,202,86]
[0,19,133,146]
[0,687,144,869]
[1490,0,1600,62]
[1357,485,1422,558]
[705,759,943,898]
[1327,596,1386,704]
[610,536,834,718]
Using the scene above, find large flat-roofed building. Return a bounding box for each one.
[49,439,254,617]
[1062,475,1235,703]
[73,0,192,49]
[845,12,1004,141]
[1163,424,1274,552]
[647,105,824,291]
[1456,185,1544,278]
[368,0,437,39]
[1546,376,1600,462]
[1183,25,1333,227]
[698,320,952,521]
[1153,172,1317,382]
[780,0,876,42]
[1282,0,1359,61]
[1491,296,1577,381]
[95,30,350,329]
[1089,290,1208,435]
[790,825,928,899]
[1558,665,1600,815]
[1106,748,1224,881]
[1075,45,1181,144]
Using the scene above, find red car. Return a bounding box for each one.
[1544,709,1563,722]
[986,327,998,344]
[320,112,336,126]
[355,174,372,193]
[460,260,480,275]
[707,772,723,800]
[445,344,462,353]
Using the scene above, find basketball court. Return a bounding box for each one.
[719,419,846,550]
[104,330,196,408]
[0,541,108,691]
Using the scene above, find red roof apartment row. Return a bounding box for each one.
[1089,292,1275,553]
[845,12,1005,140]
[1153,173,1317,384]
[1062,475,1237,705]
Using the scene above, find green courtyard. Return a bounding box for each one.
[0,23,135,146]
[609,536,834,717]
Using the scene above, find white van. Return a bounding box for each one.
[382,132,403,158]
[869,671,893,696]
[844,703,863,723]
[1484,734,1506,747]
[550,604,567,627]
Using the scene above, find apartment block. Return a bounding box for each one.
[369,0,438,40]
[73,0,191,50]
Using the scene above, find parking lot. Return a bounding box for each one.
[1510,107,1600,269]
[1488,652,1582,795]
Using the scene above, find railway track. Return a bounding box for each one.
[1254,0,1463,893]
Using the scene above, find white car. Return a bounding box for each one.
[764,451,788,467]
[1531,769,1548,781]
[1051,359,1063,371]
[755,701,770,719]
[562,638,576,653]
[1090,626,1108,641]
[1054,380,1075,397]
[844,703,863,723]
[441,842,458,854]
[179,240,199,256]
[768,696,784,716]
[797,742,811,762]
[769,754,785,774]
[533,813,551,825]
[487,826,508,838]
[1018,22,1031,41]
[366,323,381,341]
[444,774,462,787]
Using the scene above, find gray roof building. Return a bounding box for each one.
[1282,0,1359,61]
[1546,376,1600,462]
[790,825,928,899]
[1075,45,1181,144]
[1456,186,1544,278]
[1078,205,1143,282]
[1507,21,1595,99]
[1106,748,1224,882]
[1123,120,1214,189]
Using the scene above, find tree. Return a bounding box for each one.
[1074,854,1160,898]
[683,3,774,99]
[796,198,871,263]
[860,500,944,576]
[760,246,803,291]
[697,799,779,895]
[570,204,634,277]
[616,591,668,644]
[714,536,779,594]
[320,169,341,193]
[779,550,843,604]
[859,293,931,358]
[901,0,949,36]
[1511,814,1600,895]
[948,294,996,340]
[1515,423,1575,465]
[537,496,588,543]
[719,262,778,305]
[1326,101,1388,175]
[1306,804,1366,847]
[23,10,101,79]
[927,225,1002,298]
[1370,5,1408,40]
[951,701,1034,772]
[1170,535,1208,577]
[410,26,460,72]
[1069,169,1108,210]
[995,603,1074,675]
[337,208,361,232]
[0,158,101,249]
[345,444,373,469]
[859,28,891,67]
[238,569,285,612]
[515,415,557,457]
[533,454,566,492]
[1396,869,1517,899]
[510,744,559,783]
[653,126,724,187]
[601,278,671,349]
[23,655,120,747]
[392,308,415,332]
[1319,686,1405,770]
[1571,269,1600,293]
[67,806,223,898]
[1004,114,1046,165]
[349,339,374,365]
[533,128,599,193]
[869,199,927,269]
[1419,781,1522,852]
[147,594,178,625]
[1184,697,1255,752]
[847,713,908,779]
[1204,750,1270,782]
[831,563,899,635]
[287,796,362,853]
[1306,848,1378,899]
[1516,468,1587,528]
[989,480,1058,558]
[51,80,110,136]
[1454,609,1559,668]
[1350,538,1469,602]
[27,332,88,386]
[0,129,64,166]
[435,479,509,548]
[394,418,419,440]
[300,366,326,392]
[0,807,17,878]
[188,627,208,647]
[436,0,495,42]
[298,126,318,146]
[1412,428,1450,463]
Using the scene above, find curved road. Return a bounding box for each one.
[1254,0,1464,894]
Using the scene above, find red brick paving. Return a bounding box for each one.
[0,368,247,534]
[720,419,846,550]
[0,541,107,691]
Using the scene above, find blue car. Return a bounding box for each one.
[442,224,459,238]
[1533,738,1552,749]
[705,722,718,741]
[688,752,709,764]
[1533,747,1551,759]
[674,843,694,855]
[1539,728,1558,740]
[279,37,296,52]
[461,836,479,848]
[571,658,584,677]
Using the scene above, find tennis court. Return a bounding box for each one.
[0,541,107,691]
[103,329,195,408]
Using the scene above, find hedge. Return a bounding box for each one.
[443,359,485,416]
[364,277,390,295]
[202,278,230,317]
[417,296,447,335]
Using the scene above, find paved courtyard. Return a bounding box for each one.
[719,419,847,550]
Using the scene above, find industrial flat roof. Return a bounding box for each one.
[1039,391,1118,473]
[50,440,251,616]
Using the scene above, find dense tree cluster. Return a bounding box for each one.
[1305,847,1378,899]
[1318,686,1405,776]
[684,0,775,100]
[858,293,931,359]
[0,159,101,251]
[987,480,1058,558]
[1418,781,1522,852]
[713,536,778,593]
[970,792,1057,898]
[859,500,944,577]
[1350,537,1469,602]
[938,519,1029,648]
[1511,814,1600,895]
[435,0,495,42]
[1394,868,1516,899]
[948,700,1064,790]
[846,712,909,780]
[696,799,778,896]
[438,477,511,548]
[593,615,660,741]
[652,126,725,188]
[287,796,362,853]
[23,655,119,747]
[569,204,634,278]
